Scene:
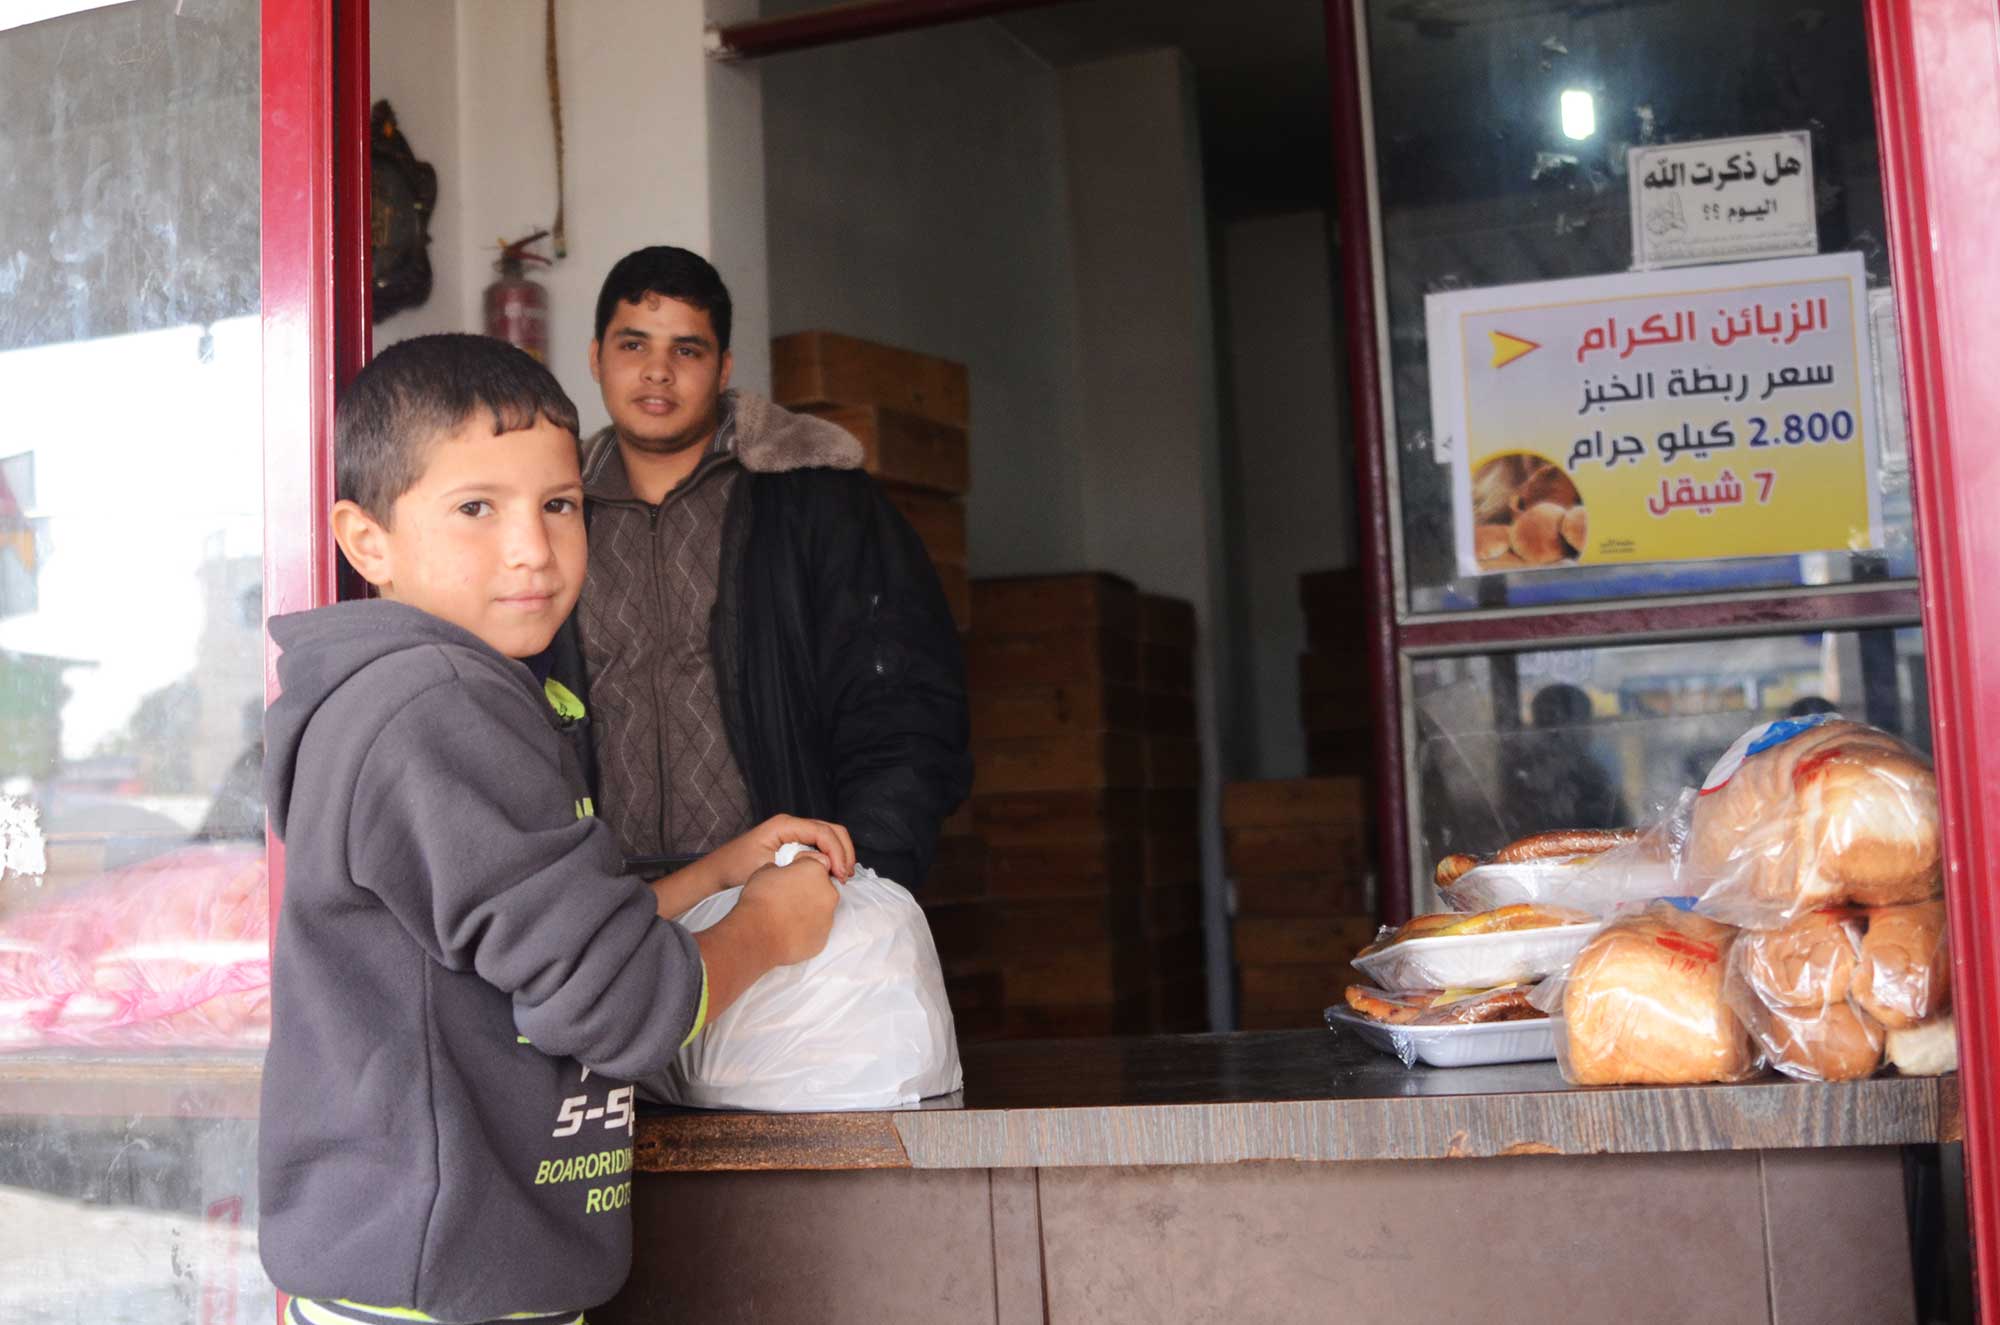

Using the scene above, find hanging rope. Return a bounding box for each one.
[546,0,568,259]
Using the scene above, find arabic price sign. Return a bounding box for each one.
[1425,252,1882,579]
[1629,131,1817,269]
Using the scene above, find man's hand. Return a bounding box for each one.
[690,854,842,1017]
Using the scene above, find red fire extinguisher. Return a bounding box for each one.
[484,230,553,362]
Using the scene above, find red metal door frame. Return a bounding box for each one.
[1868,0,2000,1316]
[261,0,369,938]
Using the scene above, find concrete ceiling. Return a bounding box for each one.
[997,0,1335,219]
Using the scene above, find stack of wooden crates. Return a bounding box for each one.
[1224,776,1373,1029]
[771,330,972,630]
[926,573,1207,1038]
[1226,565,1378,1029]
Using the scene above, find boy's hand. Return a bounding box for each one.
[690,854,842,1019]
[720,814,856,885]
[736,856,841,967]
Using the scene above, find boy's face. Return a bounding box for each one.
[589,294,733,456]
[333,414,586,659]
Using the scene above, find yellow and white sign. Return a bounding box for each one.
[1425,253,1883,578]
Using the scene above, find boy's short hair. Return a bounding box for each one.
[337,333,580,523]
[593,247,733,352]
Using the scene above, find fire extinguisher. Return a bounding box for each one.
[484,230,553,362]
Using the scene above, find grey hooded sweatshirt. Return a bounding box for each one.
[258,600,705,1322]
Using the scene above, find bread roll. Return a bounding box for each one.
[1560,505,1588,555]
[1689,720,1942,922]
[1561,905,1755,1085]
[1750,999,1883,1081]
[1475,524,1514,564]
[1736,910,1860,1009]
[1885,1013,1957,1077]
[1434,853,1482,888]
[1853,901,1950,1029]
[1510,502,1569,565]
[1492,828,1637,864]
[1513,464,1580,513]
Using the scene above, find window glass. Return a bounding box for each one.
[1408,626,1926,906]
[1366,0,1914,614]
[1,0,273,1317]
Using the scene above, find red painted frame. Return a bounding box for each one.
[1867,1,2000,1317]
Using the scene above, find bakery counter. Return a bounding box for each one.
[606,1032,1954,1324]
[633,1029,1952,1171]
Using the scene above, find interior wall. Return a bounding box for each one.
[1220,210,1356,780]
[760,21,1089,576]
[368,0,771,422]
[1058,48,1233,1026]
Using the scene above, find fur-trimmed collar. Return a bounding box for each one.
[730,391,865,474]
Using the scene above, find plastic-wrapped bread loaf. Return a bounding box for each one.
[1852,900,1951,1030]
[1558,903,1756,1086]
[1690,717,1942,927]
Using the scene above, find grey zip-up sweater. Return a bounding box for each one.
[258,601,705,1321]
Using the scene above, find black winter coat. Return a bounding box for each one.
[552,451,972,889]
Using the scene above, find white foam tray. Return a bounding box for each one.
[1325,1006,1557,1068]
[1350,921,1602,991]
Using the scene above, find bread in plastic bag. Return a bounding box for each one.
[1723,909,1882,1081]
[1440,798,1687,916]
[1550,902,1757,1086]
[1852,899,1950,1030]
[1689,715,1942,928]
[642,863,962,1111]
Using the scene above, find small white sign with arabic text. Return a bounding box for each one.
[1629,131,1817,270]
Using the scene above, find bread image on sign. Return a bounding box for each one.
[1471,453,1588,570]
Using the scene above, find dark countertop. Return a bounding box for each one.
[635,1029,1956,1172]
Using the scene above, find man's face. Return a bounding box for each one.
[590,294,733,456]
[364,415,587,658]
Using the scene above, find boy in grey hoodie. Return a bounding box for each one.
[259,334,856,1325]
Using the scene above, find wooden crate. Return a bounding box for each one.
[924,833,991,901]
[1139,642,1196,698]
[935,562,971,633]
[975,892,1147,950]
[1141,831,1200,888]
[1137,592,1197,650]
[1232,871,1371,918]
[806,404,970,495]
[1223,823,1368,879]
[1144,736,1202,789]
[970,679,1145,743]
[971,573,1141,638]
[966,629,1140,691]
[1150,975,1209,1033]
[984,838,1141,898]
[772,330,969,429]
[1141,689,1198,737]
[972,732,1146,795]
[1298,651,1371,711]
[972,789,1147,846]
[1237,961,1352,1011]
[998,939,1151,1006]
[1305,731,1371,779]
[881,483,968,563]
[1299,568,1366,643]
[1232,915,1377,967]
[1141,881,1203,939]
[1221,776,1367,830]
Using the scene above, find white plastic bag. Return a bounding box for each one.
[641,862,963,1112]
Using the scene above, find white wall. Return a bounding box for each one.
[1220,211,1355,779]
[1058,49,1233,1027]
[761,21,1089,576]
[370,0,771,422]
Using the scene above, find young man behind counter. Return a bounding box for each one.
[550,246,972,887]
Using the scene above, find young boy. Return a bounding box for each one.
[259,334,852,1325]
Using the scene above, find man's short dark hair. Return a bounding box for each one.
[593,246,733,352]
[337,333,580,524]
